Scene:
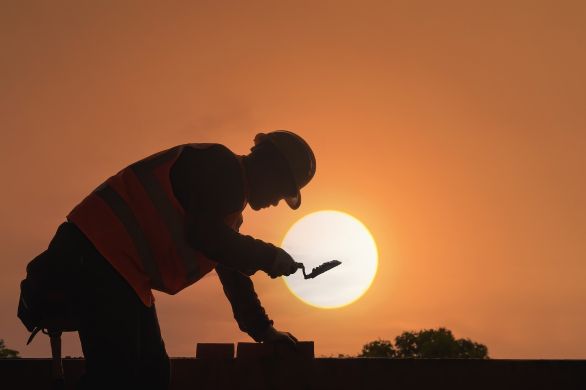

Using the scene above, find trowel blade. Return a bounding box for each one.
[305,260,342,279]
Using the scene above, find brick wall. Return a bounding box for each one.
[2,357,585,389]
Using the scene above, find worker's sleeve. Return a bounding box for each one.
[215,263,273,341]
[187,215,277,275]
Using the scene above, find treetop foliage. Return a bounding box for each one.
[358,327,488,359]
[0,339,20,358]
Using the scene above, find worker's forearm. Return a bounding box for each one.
[216,264,273,341]
[187,219,276,274]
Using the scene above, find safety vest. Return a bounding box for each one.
[67,144,246,306]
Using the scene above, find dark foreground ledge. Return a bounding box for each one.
[2,358,585,390]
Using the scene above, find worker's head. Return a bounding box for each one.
[243,130,316,211]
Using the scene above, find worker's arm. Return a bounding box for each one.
[215,263,273,341]
[171,145,298,343]
[186,216,277,275]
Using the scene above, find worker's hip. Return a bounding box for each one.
[45,221,145,308]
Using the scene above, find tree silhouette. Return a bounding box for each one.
[0,339,20,358]
[358,338,396,358]
[359,328,489,359]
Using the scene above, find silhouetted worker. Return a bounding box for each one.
[41,131,316,389]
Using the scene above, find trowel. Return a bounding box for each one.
[296,260,342,279]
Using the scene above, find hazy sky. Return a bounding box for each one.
[2,1,585,358]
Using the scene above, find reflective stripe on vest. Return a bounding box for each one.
[67,144,245,305]
[95,184,166,291]
[130,147,201,284]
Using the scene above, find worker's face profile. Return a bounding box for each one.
[248,175,295,211]
[248,191,286,210]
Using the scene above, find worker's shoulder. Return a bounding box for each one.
[170,143,244,210]
[182,143,238,162]
[174,143,245,212]
[175,143,241,179]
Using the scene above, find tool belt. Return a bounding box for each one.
[18,249,79,387]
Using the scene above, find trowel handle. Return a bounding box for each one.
[294,262,308,278]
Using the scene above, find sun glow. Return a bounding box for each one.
[282,210,378,309]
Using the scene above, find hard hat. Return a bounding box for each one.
[253,130,316,209]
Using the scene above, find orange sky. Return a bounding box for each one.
[2,1,586,358]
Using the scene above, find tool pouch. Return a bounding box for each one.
[18,249,78,386]
[18,250,78,345]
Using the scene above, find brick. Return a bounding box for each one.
[236,341,314,359]
[195,343,234,359]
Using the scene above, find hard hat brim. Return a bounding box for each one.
[285,191,301,210]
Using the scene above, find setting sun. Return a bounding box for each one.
[282,210,378,309]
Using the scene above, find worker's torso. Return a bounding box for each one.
[67,143,246,306]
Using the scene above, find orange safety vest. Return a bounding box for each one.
[67,144,246,306]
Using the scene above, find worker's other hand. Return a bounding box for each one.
[259,325,298,348]
[268,249,301,279]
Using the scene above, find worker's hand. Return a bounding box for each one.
[268,249,301,279]
[258,325,298,348]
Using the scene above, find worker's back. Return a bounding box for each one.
[67,143,246,305]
